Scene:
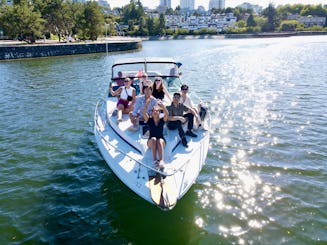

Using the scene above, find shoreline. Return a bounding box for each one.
[1,31,326,60]
[144,31,327,41]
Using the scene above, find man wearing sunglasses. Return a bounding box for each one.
[128,84,157,132]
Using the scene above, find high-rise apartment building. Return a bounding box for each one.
[160,0,172,9]
[180,0,195,10]
[209,0,225,10]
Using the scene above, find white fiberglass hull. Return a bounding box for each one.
[94,98,210,209]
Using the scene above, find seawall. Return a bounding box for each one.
[0,39,142,60]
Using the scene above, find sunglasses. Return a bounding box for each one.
[182,88,188,91]
[155,79,161,82]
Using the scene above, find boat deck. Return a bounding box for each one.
[104,98,207,175]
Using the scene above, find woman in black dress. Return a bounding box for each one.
[143,99,169,169]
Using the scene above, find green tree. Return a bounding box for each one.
[247,14,256,27]
[137,16,148,36]
[158,13,166,35]
[104,14,120,36]
[69,2,84,38]
[122,0,144,25]
[0,2,44,43]
[279,20,303,31]
[262,3,278,31]
[236,20,246,28]
[80,1,104,40]
[35,0,73,41]
[253,16,267,31]
[147,16,155,36]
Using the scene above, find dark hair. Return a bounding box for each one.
[153,79,163,92]
[181,84,188,90]
[173,92,181,97]
[142,85,153,93]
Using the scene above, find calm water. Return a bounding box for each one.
[0,36,326,244]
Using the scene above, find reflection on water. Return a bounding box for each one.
[191,36,327,243]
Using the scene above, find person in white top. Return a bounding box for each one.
[109,77,136,123]
[180,84,201,128]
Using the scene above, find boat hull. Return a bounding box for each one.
[94,99,210,209]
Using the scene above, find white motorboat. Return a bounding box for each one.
[94,57,210,210]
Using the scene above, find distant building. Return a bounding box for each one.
[158,0,171,11]
[180,0,195,10]
[288,14,326,27]
[209,0,225,10]
[165,12,236,31]
[197,5,207,13]
[2,0,13,5]
[98,0,110,8]
[237,2,262,14]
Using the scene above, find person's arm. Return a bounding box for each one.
[131,97,141,116]
[167,105,186,123]
[168,115,186,123]
[157,100,169,121]
[109,82,122,96]
[143,99,150,122]
[139,81,143,94]
[131,88,136,105]
[188,107,197,116]
[162,84,172,102]
[183,104,197,116]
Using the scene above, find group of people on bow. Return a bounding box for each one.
[109,72,202,170]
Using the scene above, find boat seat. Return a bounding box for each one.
[106,98,191,162]
[106,100,147,154]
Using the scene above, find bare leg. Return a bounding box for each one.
[129,112,137,126]
[117,104,124,122]
[124,104,134,114]
[157,139,165,162]
[147,137,157,162]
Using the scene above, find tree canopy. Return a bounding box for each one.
[0,1,326,42]
[0,0,103,42]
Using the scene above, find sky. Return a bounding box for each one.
[108,0,326,10]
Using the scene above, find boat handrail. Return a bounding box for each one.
[94,99,180,177]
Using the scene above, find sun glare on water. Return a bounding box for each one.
[193,39,296,239]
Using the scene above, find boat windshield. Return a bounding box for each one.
[111,61,182,93]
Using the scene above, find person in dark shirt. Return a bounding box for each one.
[143,100,169,169]
[152,77,171,101]
[166,92,197,147]
[115,71,125,86]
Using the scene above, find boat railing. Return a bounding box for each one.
[94,99,184,177]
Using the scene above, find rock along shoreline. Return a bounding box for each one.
[0,37,142,60]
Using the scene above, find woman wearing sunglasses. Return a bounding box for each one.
[109,77,136,123]
[153,77,172,102]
